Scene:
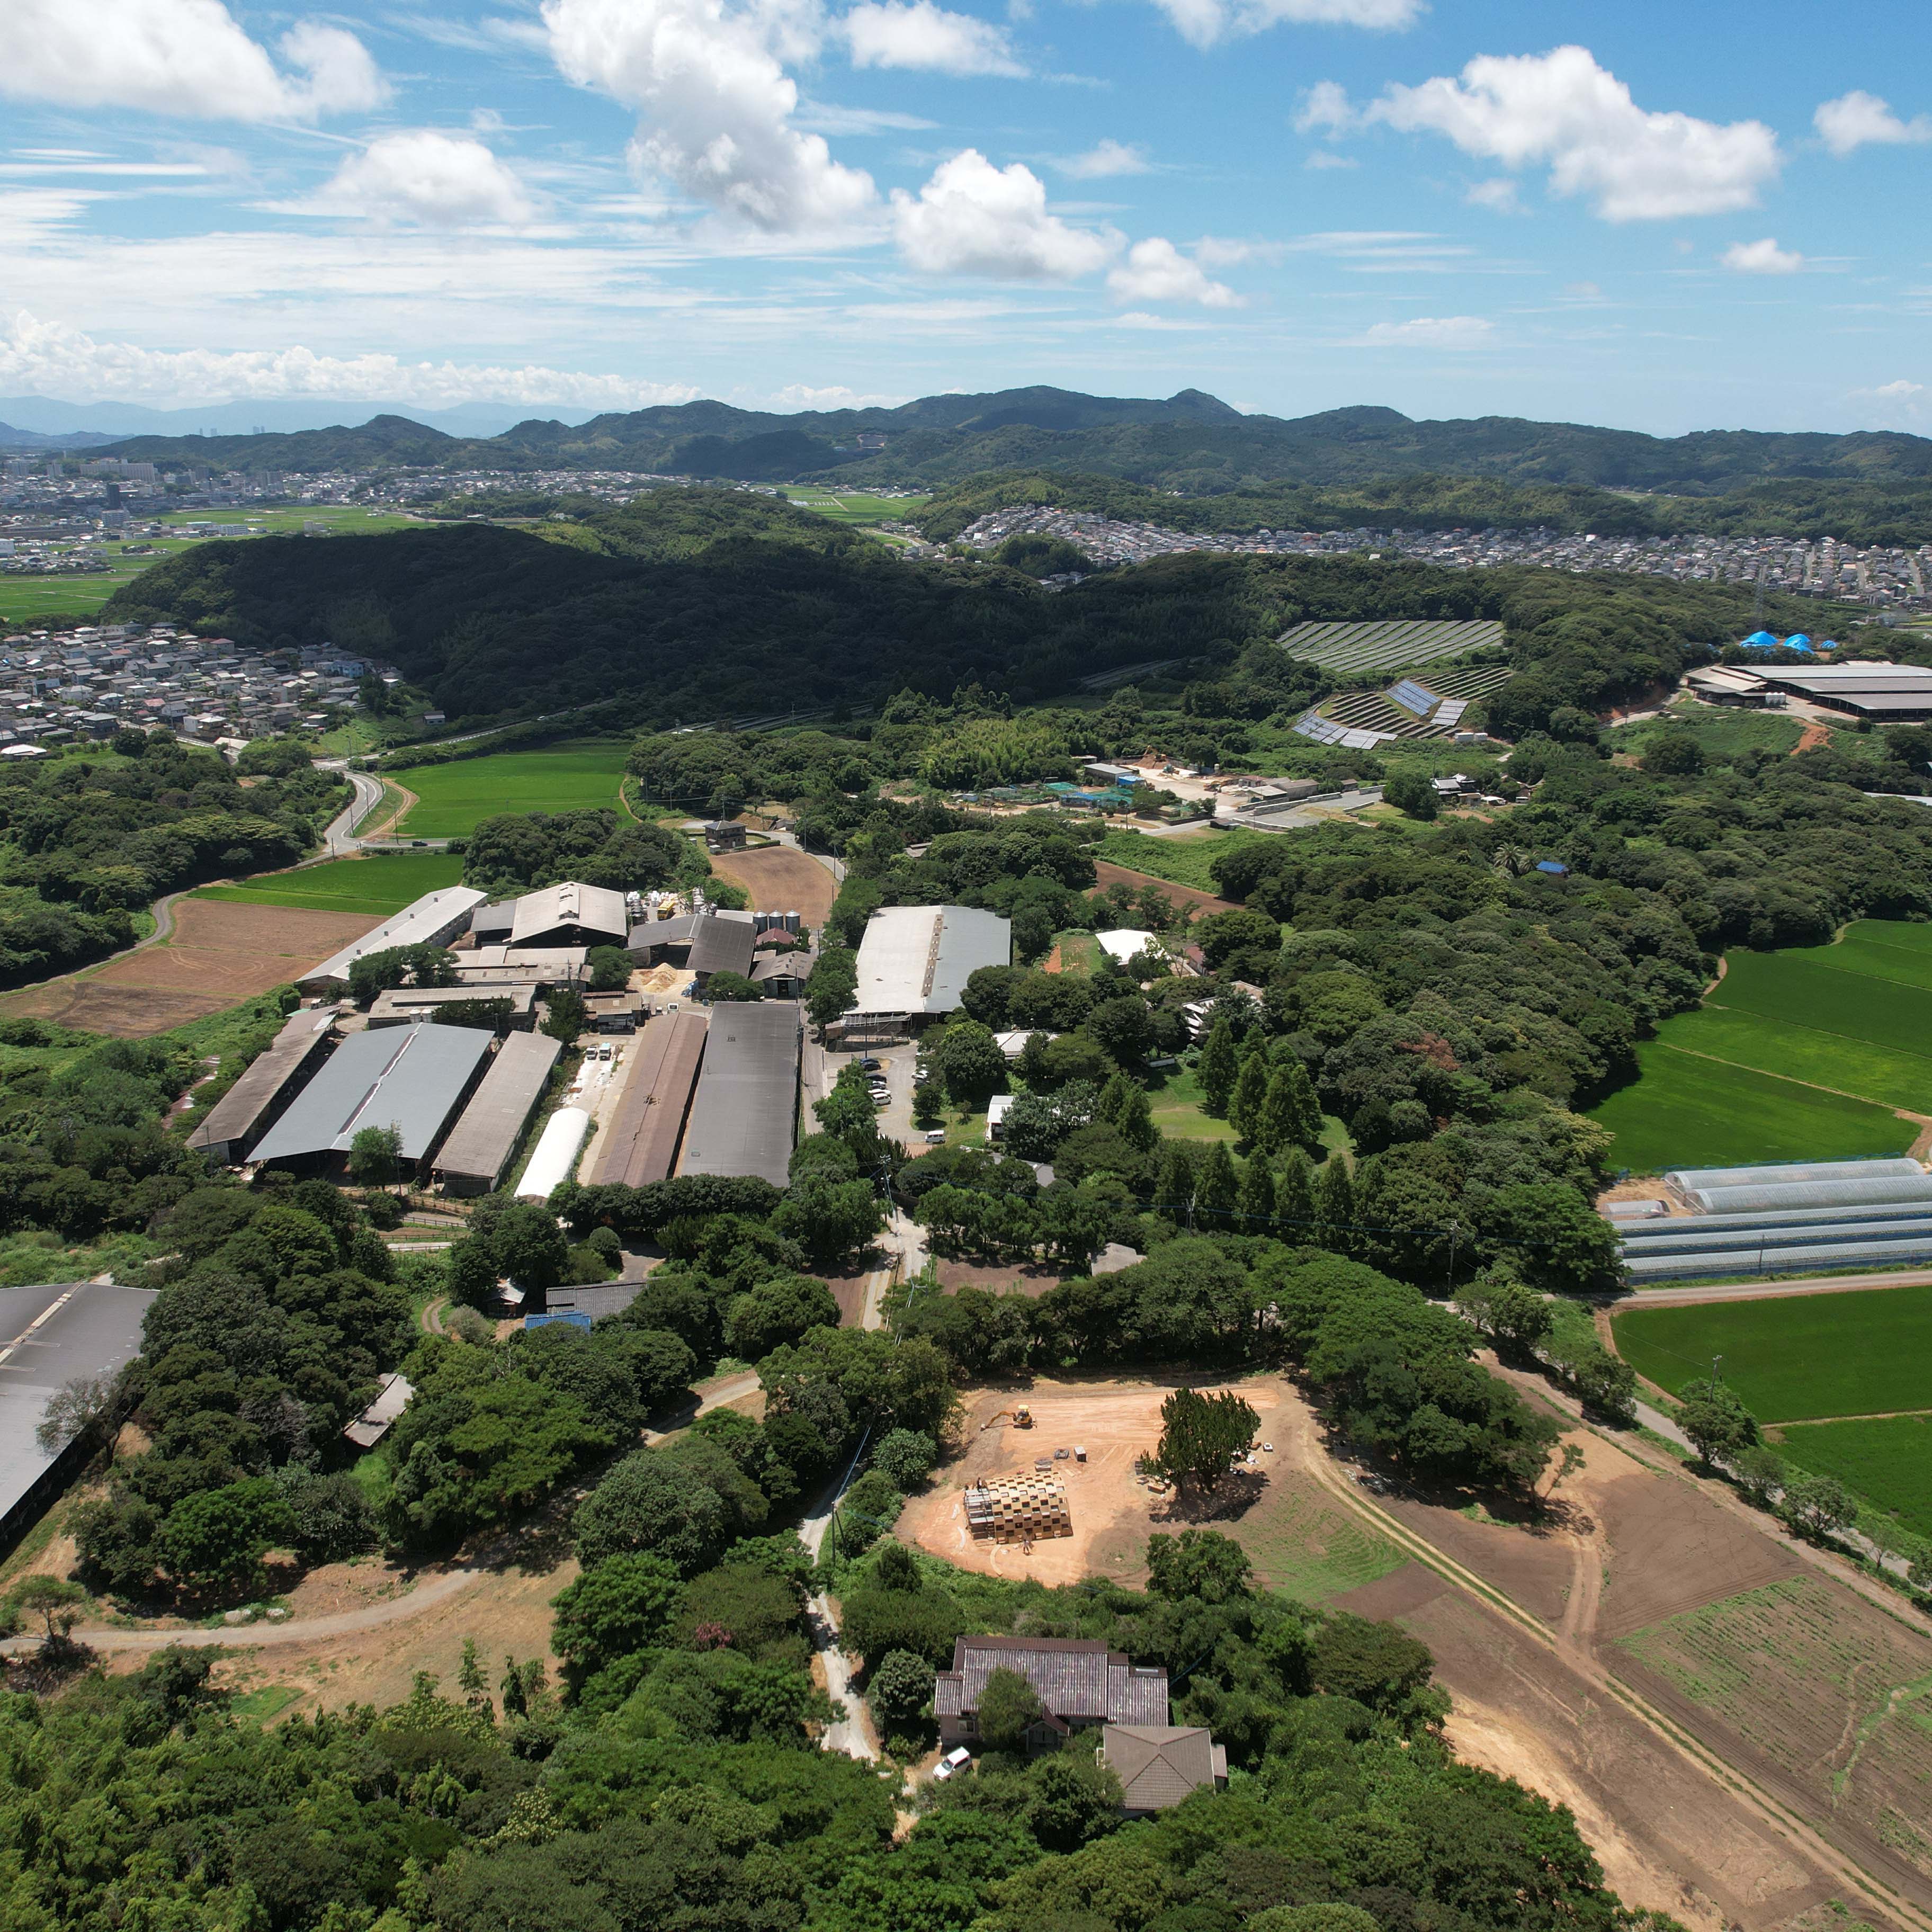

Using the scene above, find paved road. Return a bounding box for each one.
[318,767,388,854]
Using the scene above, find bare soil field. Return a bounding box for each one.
[1091,860,1239,916]
[934,1257,1064,1298]
[706,844,836,926]
[898,1377,1292,1588]
[0,900,381,1035]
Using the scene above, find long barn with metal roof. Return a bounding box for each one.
[432,1031,563,1195]
[678,1001,800,1188]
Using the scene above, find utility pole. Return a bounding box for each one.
[1445,1219,1460,1295]
[1712,1353,1724,1385]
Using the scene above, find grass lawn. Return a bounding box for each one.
[1827,921,1932,991]
[780,489,929,526]
[1232,1466,1408,1603]
[1095,827,1272,895]
[395,744,630,838]
[1612,1283,1932,1423]
[0,505,417,623]
[1776,1412,1932,1539]
[1144,1062,1239,1142]
[196,852,467,917]
[1048,930,1099,973]
[1586,1041,1915,1175]
[1608,703,1805,761]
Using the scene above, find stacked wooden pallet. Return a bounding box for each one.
[965,1474,1072,1543]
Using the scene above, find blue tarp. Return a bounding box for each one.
[525,1311,592,1331]
[1534,859,1569,875]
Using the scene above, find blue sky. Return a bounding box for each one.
[3,0,1929,433]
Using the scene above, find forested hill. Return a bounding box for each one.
[95,384,1932,495]
[103,486,1802,731]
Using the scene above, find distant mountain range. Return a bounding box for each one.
[74,386,1932,498]
[0,395,602,449]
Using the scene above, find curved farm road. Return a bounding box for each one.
[1281,1388,1932,1932]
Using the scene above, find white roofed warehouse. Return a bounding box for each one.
[836,905,1010,1038]
[297,886,487,996]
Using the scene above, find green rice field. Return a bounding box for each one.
[1776,1413,1932,1539]
[393,744,630,838]
[1587,919,1932,1171]
[197,852,465,916]
[1584,1042,1914,1175]
[781,489,929,527]
[1612,1284,1932,1423]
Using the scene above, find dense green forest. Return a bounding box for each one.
[105,488,1815,732]
[96,383,1932,498]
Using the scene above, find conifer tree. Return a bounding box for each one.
[1198,1016,1239,1116]
[1154,1140,1196,1223]
[1229,1046,1268,1142]
[1276,1146,1317,1235]
[1096,1070,1158,1153]
[1197,1141,1239,1222]
[1236,1151,1275,1232]
[1314,1157,1356,1253]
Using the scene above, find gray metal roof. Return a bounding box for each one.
[251,1022,494,1164]
[585,1010,706,1188]
[678,1001,799,1187]
[936,1636,1169,1725]
[368,983,535,1025]
[0,1281,156,1537]
[187,1007,336,1157]
[852,905,1012,1016]
[688,915,757,979]
[469,903,516,941]
[301,886,487,986]
[432,1031,562,1186]
[510,880,630,946]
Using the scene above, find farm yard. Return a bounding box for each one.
[1275,618,1505,674]
[1588,919,1932,1172]
[390,743,631,839]
[1611,1282,1932,1422]
[701,840,836,925]
[195,852,466,917]
[0,898,381,1035]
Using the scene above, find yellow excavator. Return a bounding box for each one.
[980,1405,1033,1431]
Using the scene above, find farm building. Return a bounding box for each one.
[299,886,488,994]
[468,902,516,944]
[1100,1726,1229,1813]
[1608,1157,1932,1281]
[516,1105,591,1200]
[750,953,810,997]
[585,990,642,1032]
[1752,662,1932,720]
[367,983,536,1030]
[509,880,631,949]
[935,1636,1170,1751]
[432,1031,564,1195]
[343,1372,414,1449]
[186,1006,337,1165]
[453,946,587,987]
[627,910,758,987]
[584,1009,706,1188]
[249,1022,493,1174]
[837,905,1011,1035]
[0,1280,156,1551]
[678,1001,800,1187]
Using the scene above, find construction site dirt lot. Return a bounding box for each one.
[1090,860,1239,916]
[0,899,382,1035]
[705,844,836,926]
[897,1376,1294,1589]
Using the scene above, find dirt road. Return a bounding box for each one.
[1626,1269,1932,1305]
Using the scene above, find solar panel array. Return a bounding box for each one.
[1388,678,1442,717]
[1276,618,1506,673]
[1434,698,1470,727]
[1292,710,1397,749]
[1424,664,1515,699]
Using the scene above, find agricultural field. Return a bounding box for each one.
[1276,618,1504,674]
[0,504,418,623]
[1230,1465,1408,1603]
[1585,1042,1914,1175]
[1608,703,1805,761]
[1776,1413,1932,1539]
[780,489,929,527]
[1095,827,1269,896]
[1586,919,1932,1170]
[196,852,466,917]
[1613,1573,1932,1883]
[1612,1283,1932,1422]
[392,743,630,838]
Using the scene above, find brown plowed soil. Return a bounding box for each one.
[705,845,836,926]
[0,899,382,1036]
[1090,860,1239,916]
[934,1257,1065,1298]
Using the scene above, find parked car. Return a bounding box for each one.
[924,1128,947,1144]
[933,1747,972,1781]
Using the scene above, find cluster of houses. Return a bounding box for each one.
[0,621,382,753]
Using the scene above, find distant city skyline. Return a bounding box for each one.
[3,0,1928,436]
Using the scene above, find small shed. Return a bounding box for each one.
[343,1372,415,1449]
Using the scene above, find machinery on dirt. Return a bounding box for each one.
[979,1405,1033,1431]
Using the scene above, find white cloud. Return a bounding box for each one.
[843,1,1024,75]
[1058,139,1150,178]
[0,309,699,409]
[1721,236,1803,274]
[1303,150,1356,170]
[544,0,879,234]
[1295,80,1356,134]
[299,133,539,228]
[1372,45,1779,221]
[1862,379,1924,399]
[1,0,386,122]
[795,101,937,134]
[1465,176,1520,211]
[1814,91,1932,156]
[891,149,1117,278]
[1106,236,1237,306]
[764,382,912,407]
[1149,0,1420,53]
[1358,314,1495,348]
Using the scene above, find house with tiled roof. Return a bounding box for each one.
[1099,1724,1228,1812]
[934,1635,1171,1752]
